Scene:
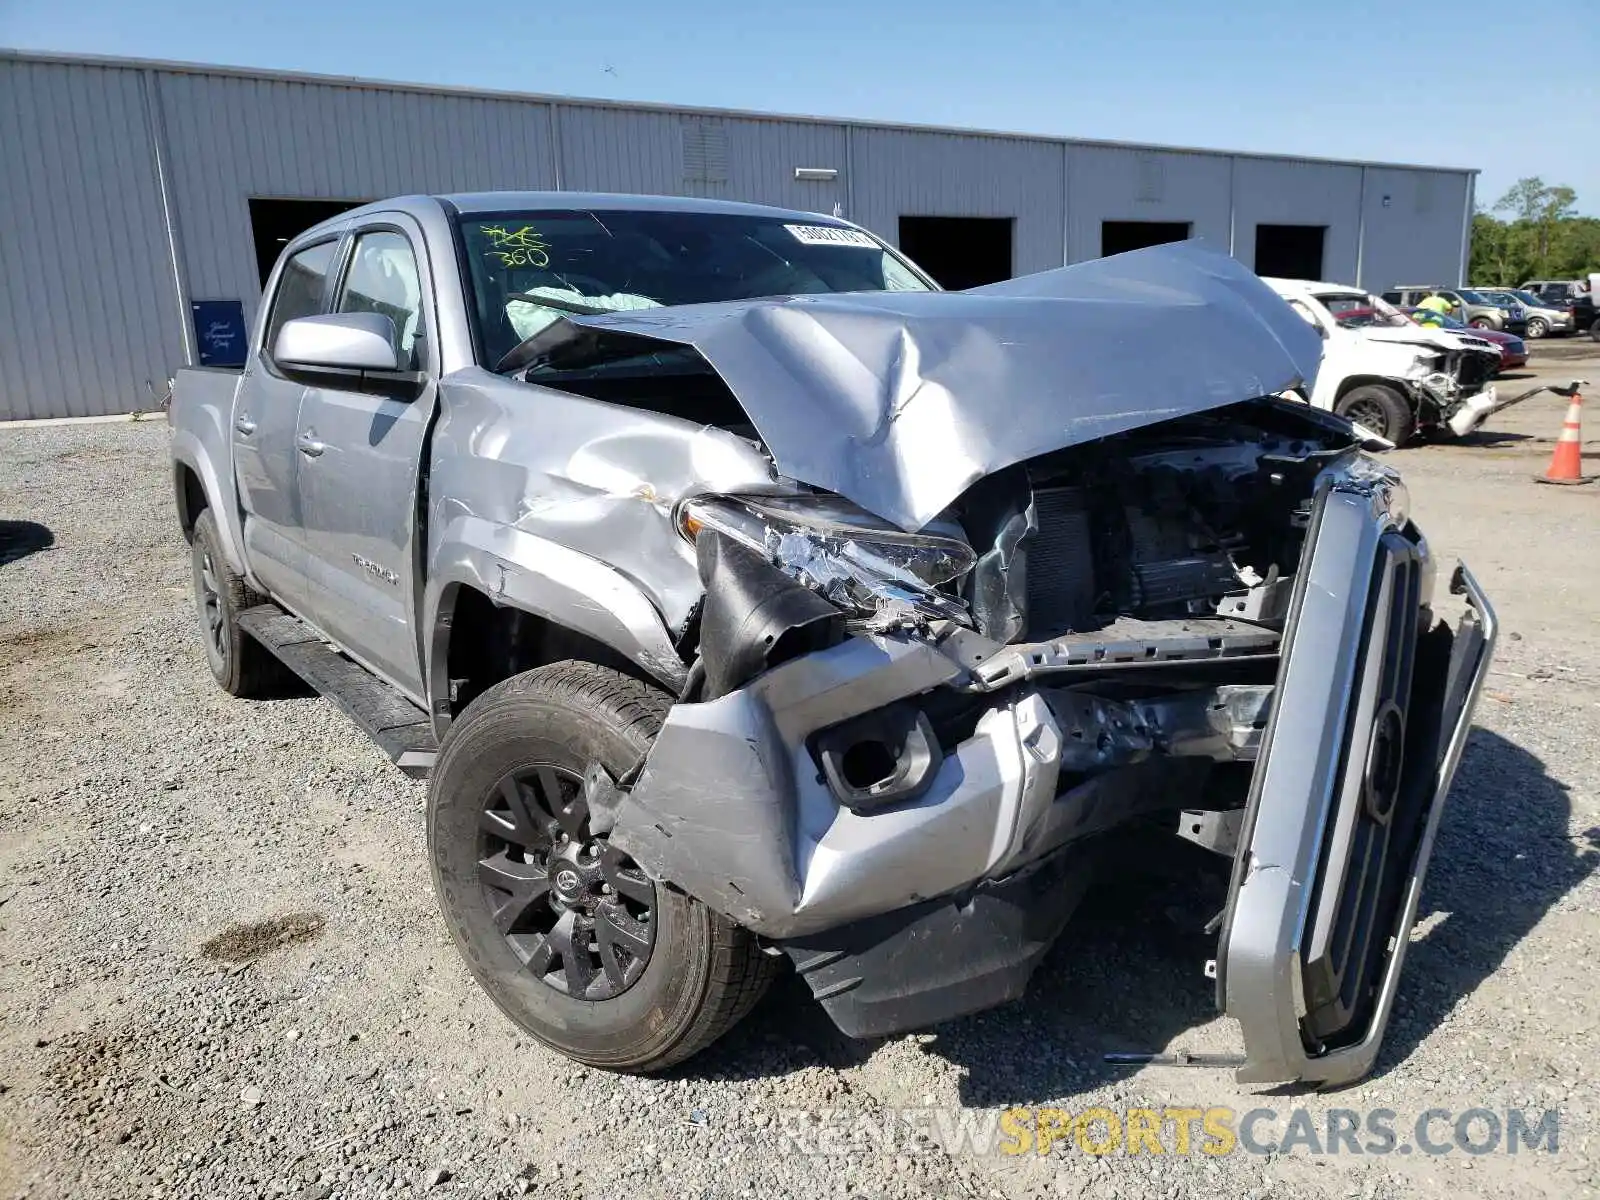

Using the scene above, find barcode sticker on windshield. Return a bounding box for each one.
[785,224,878,248]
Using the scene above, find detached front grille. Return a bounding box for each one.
[1299,530,1423,1045]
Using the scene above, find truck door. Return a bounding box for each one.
[233,238,340,616]
[294,219,436,702]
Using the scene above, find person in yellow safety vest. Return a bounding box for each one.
[1416,292,1456,319]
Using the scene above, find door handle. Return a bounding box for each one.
[297,433,326,458]
[235,414,257,436]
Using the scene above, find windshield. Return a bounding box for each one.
[456,209,933,369]
[1509,290,1549,308]
[1316,292,1411,328]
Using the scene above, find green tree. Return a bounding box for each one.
[1492,177,1579,275]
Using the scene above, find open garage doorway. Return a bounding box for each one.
[1254,224,1326,280]
[248,198,371,287]
[1101,220,1191,257]
[897,216,1014,290]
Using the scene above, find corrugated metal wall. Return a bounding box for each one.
[0,60,183,419]
[849,128,1066,275]
[0,53,1477,420]
[1357,168,1473,293]
[1067,145,1233,262]
[1232,157,1365,283]
[157,71,559,324]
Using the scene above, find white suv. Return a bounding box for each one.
[1264,278,1504,445]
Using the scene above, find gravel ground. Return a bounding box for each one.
[2,350,1598,1199]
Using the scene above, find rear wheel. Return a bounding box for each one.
[189,509,285,697]
[1469,316,1495,330]
[1336,384,1415,445]
[1525,316,1549,339]
[427,662,774,1072]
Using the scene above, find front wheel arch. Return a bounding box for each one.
[426,661,773,1071]
[432,582,673,730]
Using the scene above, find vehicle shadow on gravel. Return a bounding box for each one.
[677,832,1231,1098]
[1372,726,1597,1077]
[1452,429,1537,449]
[0,519,54,566]
[931,838,1234,1107]
[678,731,1593,1103]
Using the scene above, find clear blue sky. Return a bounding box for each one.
[6,0,1598,215]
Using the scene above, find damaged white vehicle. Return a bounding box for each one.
[168,193,1496,1085]
[1265,278,1505,445]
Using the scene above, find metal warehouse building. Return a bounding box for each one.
[0,49,1478,421]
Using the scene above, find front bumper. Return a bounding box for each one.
[605,482,1493,1082]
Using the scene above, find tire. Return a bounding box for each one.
[1469,317,1494,330]
[1525,317,1548,339]
[1335,384,1416,445]
[427,662,775,1073]
[189,509,285,698]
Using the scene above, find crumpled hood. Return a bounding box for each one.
[1355,325,1501,355]
[524,240,1322,530]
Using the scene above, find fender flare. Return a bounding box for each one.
[169,429,250,579]
[424,515,688,729]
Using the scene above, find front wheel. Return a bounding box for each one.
[427,662,774,1073]
[1335,384,1416,445]
[1525,317,1549,339]
[1469,317,1495,330]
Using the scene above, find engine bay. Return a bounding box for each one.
[954,401,1355,645]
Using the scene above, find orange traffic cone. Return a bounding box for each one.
[1537,390,1592,486]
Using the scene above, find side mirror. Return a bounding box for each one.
[274,313,400,373]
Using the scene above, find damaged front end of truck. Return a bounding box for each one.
[510,243,1497,1086]
[1404,339,1503,437]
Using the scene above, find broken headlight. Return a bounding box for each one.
[1342,453,1412,527]
[678,493,976,626]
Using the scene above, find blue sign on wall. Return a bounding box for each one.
[191,300,248,368]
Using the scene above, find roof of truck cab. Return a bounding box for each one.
[292,191,860,243]
[341,191,850,222]
[441,191,846,221]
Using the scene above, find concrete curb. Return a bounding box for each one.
[0,412,164,429]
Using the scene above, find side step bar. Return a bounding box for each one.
[237,604,437,779]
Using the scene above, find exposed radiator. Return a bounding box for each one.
[1025,487,1097,640]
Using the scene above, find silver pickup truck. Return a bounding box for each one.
[169,191,1496,1083]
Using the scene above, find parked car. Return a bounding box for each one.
[1405,308,1527,371]
[1267,278,1505,443]
[1380,286,1526,333]
[1474,289,1572,339]
[1520,277,1599,336]
[169,193,1496,1087]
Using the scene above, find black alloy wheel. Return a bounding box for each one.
[195,543,227,665]
[478,763,656,1000]
[428,662,775,1072]
[1340,393,1388,432]
[188,508,285,697]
